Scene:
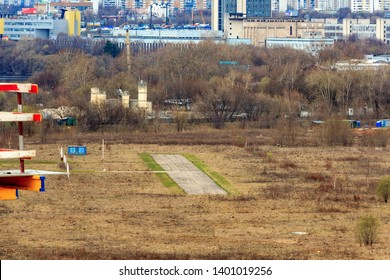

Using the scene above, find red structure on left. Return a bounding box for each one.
[0,83,66,200]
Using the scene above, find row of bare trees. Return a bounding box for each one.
[0,36,389,130]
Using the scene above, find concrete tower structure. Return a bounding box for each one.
[90,88,107,106]
[131,80,152,112]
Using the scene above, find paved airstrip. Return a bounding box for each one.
[151,154,227,195]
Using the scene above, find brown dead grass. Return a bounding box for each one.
[1,129,390,260]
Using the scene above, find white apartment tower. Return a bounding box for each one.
[272,0,288,12]
[350,0,377,13]
[103,0,126,8]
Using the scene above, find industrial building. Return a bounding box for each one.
[225,15,324,46]
[34,1,97,14]
[107,28,250,52]
[333,55,390,71]
[322,18,390,44]
[265,37,335,54]
[0,10,81,40]
[225,15,390,48]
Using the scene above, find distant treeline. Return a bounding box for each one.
[0,35,389,129]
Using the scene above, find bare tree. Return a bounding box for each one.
[335,69,356,112]
[305,70,339,115]
[197,77,234,128]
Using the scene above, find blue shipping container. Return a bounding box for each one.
[68,146,87,156]
[376,119,390,128]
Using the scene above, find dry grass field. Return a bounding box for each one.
[0,126,390,260]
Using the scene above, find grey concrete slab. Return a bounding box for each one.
[151,154,227,195]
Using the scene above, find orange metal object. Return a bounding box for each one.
[0,187,18,200]
[0,175,43,191]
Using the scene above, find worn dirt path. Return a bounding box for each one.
[151,154,227,195]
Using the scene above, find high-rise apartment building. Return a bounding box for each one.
[103,0,126,8]
[212,0,272,31]
[246,0,271,17]
[348,0,390,12]
[315,0,350,11]
[123,0,209,10]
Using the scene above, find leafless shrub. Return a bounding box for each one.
[174,112,189,132]
[263,184,294,199]
[317,184,334,193]
[272,118,302,147]
[83,104,148,132]
[0,125,16,149]
[372,129,389,147]
[281,160,298,169]
[359,132,375,147]
[39,119,56,143]
[314,119,354,146]
[359,129,390,147]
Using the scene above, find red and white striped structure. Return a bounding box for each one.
[0,83,39,172]
[0,112,42,122]
[0,83,67,200]
[0,83,38,94]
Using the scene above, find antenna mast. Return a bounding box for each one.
[125,26,131,72]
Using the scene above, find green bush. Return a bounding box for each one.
[376,176,390,203]
[356,215,379,246]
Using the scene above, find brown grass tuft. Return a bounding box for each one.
[306,173,328,181]
[317,184,334,193]
[281,160,298,169]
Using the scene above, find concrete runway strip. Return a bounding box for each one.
[151,154,227,195]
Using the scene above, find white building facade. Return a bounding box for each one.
[265,37,335,53]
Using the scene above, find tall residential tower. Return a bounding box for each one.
[212,0,272,31]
